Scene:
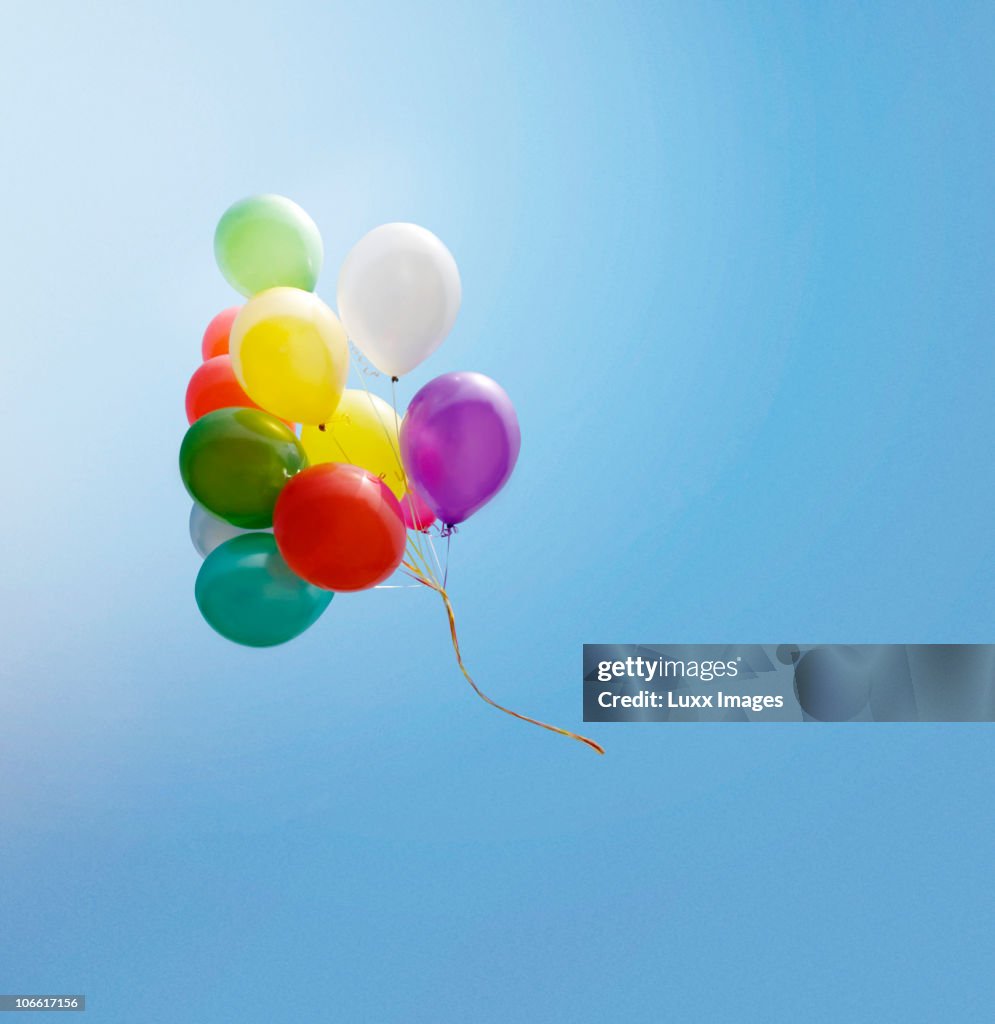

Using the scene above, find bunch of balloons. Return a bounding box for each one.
[180,195,602,754]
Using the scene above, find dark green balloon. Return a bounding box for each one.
[179,407,307,528]
[195,533,333,647]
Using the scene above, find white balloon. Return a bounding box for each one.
[188,503,267,559]
[337,222,461,378]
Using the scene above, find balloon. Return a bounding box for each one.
[401,490,436,531]
[189,502,267,559]
[274,463,406,592]
[400,372,520,525]
[794,648,871,721]
[179,408,308,528]
[195,533,332,647]
[201,306,241,360]
[229,287,349,425]
[185,355,271,425]
[337,223,461,377]
[214,194,323,297]
[300,389,406,499]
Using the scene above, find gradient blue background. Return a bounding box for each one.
[2,2,993,1020]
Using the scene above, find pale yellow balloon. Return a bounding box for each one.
[300,389,407,498]
[230,287,348,425]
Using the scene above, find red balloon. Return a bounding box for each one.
[185,355,269,425]
[201,306,241,360]
[401,490,436,531]
[274,464,407,592]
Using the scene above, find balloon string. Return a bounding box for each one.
[383,380,440,584]
[344,351,439,585]
[402,561,605,756]
[424,531,447,587]
[405,546,436,588]
[343,362,598,752]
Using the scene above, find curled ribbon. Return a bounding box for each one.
[404,561,605,756]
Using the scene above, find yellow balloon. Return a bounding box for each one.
[300,389,407,498]
[230,287,348,425]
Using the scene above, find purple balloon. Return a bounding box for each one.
[400,372,521,526]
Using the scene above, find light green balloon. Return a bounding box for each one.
[195,533,333,647]
[214,194,323,296]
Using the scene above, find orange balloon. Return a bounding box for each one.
[273,464,406,592]
[201,306,242,360]
[185,355,269,425]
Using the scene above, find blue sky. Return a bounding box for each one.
[1,2,993,1021]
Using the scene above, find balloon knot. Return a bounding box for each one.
[318,423,326,432]
[440,523,459,538]
[391,376,399,383]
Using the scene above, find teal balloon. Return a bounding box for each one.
[214,194,323,296]
[195,533,332,647]
[179,407,308,528]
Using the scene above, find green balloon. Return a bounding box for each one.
[195,533,332,647]
[179,408,307,528]
[214,194,323,296]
